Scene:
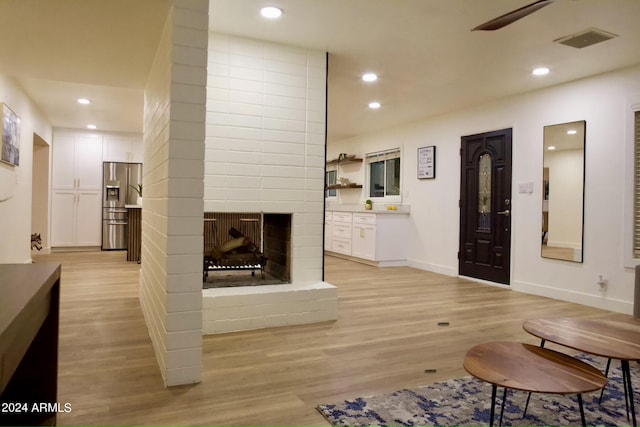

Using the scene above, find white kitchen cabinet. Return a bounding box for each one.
[51,136,75,190]
[331,211,352,256]
[75,191,102,246]
[52,134,103,190]
[332,239,351,255]
[324,211,332,251]
[131,135,143,163]
[50,191,75,246]
[325,210,409,266]
[368,213,408,265]
[50,190,102,247]
[51,131,104,248]
[103,134,143,163]
[352,213,376,260]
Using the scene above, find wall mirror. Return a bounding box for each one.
[541,120,586,262]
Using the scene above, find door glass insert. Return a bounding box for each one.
[478,153,492,231]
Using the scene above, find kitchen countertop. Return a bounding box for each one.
[326,204,410,214]
[125,204,142,209]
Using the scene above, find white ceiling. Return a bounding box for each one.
[1,0,639,141]
[0,0,170,134]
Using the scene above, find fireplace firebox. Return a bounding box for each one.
[203,212,291,288]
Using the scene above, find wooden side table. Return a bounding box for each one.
[464,342,607,426]
[523,317,640,426]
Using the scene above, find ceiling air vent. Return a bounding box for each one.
[554,28,618,49]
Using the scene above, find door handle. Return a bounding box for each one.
[497,209,510,217]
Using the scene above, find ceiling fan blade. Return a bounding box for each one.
[472,0,555,31]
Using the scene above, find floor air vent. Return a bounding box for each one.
[554,28,618,49]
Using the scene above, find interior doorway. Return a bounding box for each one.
[459,128,512,284]
[31,133,50,251]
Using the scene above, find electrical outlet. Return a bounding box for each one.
[597,275,607,290]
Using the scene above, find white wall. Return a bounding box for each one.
[205,33,327,286]
[0,75,52,263]
[139,0,208,387]
[329,64,640,314]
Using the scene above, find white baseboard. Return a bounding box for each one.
[325,251,408,267]
[512,279,633,314]
[51,246,101,253]
[407,259,457,277]
[371,257,633,314]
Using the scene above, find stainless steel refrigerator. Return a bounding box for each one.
[102,162,142,250]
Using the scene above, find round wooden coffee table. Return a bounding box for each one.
[464,341,607,426]
[523,317,640,426]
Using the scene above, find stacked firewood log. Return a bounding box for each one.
[205,227,267,267]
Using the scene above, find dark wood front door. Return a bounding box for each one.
[459,128,512,284]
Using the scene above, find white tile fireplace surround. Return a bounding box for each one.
[202,282,337,334]
[202,34,337,334]
[201,210,338,334]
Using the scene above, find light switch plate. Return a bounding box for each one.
[518,182,534,194]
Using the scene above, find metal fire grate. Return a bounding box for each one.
[203,254,267,280]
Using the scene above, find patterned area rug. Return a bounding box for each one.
[317,355,640,426]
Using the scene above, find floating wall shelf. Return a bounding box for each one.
[326,184,363,190]
[326,157,363,166]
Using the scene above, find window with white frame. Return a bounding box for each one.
[366,148,401,199]
[633,111,640,258]
[624,99,640,267]
[325,169,337,198]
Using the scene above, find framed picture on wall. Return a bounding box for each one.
[0,103,20,166]
[417,145,435,179]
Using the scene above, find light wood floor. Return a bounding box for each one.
[34,250,635,426]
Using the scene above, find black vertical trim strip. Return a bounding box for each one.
[322,51,329,282]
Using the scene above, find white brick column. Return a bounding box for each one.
[140,0,208,387]
[202,35,338,334]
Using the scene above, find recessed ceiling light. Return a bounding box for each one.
[362,73,378,83]
[368,102,381,109]
[260,6,282,19]
[567,129,577,135]
[548,146,556,150]
[77,98,91,105]
[87,124,97,130]
[532,67,550,76]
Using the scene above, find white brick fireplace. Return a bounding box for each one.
[202,33,337,334]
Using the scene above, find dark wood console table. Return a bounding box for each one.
[126,205,141,262]
[0,263,61,426]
